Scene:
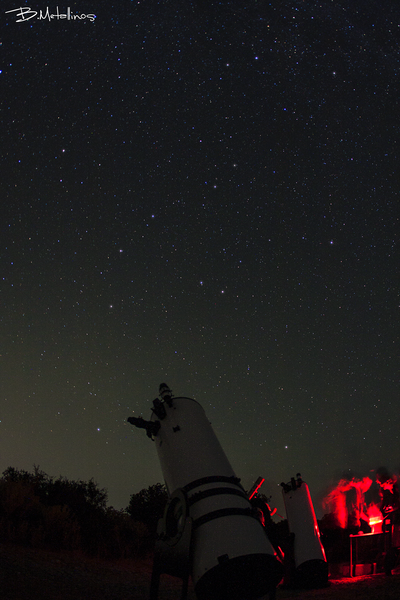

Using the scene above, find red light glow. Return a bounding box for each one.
[248,477,265,500]
[367,504,383,534]
[323,477,372,530]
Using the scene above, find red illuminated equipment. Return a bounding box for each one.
[248,476,265,500]
[128,384,283,600]
[323,470,400,577]
[367,505,383,534]
[281,474,329,588]
[349,515,400,577]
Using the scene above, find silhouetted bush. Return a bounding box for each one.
[126,483,168,537]
[0,466,151,559]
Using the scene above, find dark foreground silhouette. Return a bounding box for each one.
[1,543,400,600]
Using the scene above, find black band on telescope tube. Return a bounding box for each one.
[193,507,255,530]
[183,475,243,494]
[188,486,249,507]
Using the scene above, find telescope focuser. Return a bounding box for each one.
[127,415,161,439]
[127,383,176,439]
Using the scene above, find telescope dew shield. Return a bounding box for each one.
[132,388,283,600]
[282,476,328,588]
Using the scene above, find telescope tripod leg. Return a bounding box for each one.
[149,554,190,600]
[149,555,161,600]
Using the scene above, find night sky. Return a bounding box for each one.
[1,0,399,517]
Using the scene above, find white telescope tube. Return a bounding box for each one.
[131,386,283,600]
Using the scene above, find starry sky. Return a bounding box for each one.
[1,0,399,517]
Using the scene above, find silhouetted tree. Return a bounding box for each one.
[0,467,142,558]
[1,466,107,512]
[126,483,168,535]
